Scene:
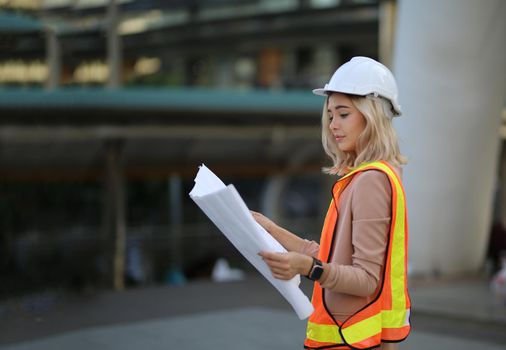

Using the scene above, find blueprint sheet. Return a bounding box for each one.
[189,164,314,319]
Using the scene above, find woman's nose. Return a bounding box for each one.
[330,118,339,130]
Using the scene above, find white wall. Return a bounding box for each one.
[393,0,506,275]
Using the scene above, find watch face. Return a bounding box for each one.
[311,265,324,280]
[307,258,323,281]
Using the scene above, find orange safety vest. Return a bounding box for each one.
[304,161,411,350]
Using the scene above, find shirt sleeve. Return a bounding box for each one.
[298,239,320,258]
[319,170,391,297]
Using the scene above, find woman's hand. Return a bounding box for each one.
[251,211,307,254]
[251,211,277,233]
[259,251,313,280]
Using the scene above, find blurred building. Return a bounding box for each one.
[2,0,503,297]
[0,0,381,88]
[0,0,385,296]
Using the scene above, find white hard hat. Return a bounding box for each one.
[313,56,402,116]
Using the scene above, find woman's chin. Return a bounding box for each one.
[337,144,352,152]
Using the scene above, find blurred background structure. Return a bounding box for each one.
[394,0,506,277]
[1,1,506,346]
[0,0,388,296]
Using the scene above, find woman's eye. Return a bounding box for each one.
[340,113,349,118]
[328,115,333,121]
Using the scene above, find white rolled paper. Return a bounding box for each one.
[189,164,314,319]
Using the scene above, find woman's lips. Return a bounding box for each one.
[335,135,345,142]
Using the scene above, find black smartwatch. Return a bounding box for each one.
[307,257,324,281]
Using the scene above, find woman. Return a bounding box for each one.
[254,57,411,350]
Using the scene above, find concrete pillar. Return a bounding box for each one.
[393,0,506,276]
[298,0,311,9]
[312,44,338,88]
[500,140,506,229]
[103,141,126,290]
[378,0,397,68]
[261,175,286,224]
[214,55,234,88]
[167,174,185,284]
[107,0,122,88]
[45,27,61,90]
[281,48,297,86]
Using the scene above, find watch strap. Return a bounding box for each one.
[307,257,323,281]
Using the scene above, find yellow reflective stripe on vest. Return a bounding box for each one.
[341,313,382,344]
[382,308,410,328]
[374,162,407,314]
[307,309,410,344]
[306,321,343,343]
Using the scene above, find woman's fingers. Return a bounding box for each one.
[259,251,295,280]
[268,265,290,279]
[272,272,290,280]
[250,211,264,221]
[259,251,285,261]
[259,251,312,280]
[264,260,288,270]
[262,258,289,271]
[251,211,275,232]
[259,252,288,266]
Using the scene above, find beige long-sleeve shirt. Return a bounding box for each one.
[299,169,395,323]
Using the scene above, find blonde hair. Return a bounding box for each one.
[321,94,407,175]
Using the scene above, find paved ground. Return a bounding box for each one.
[0,275,505,349]
[410,277,506,324]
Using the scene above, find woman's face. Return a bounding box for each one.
[327,93,367,153]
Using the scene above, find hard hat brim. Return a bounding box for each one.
[313,85,403,116]
[312,88,327,96]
